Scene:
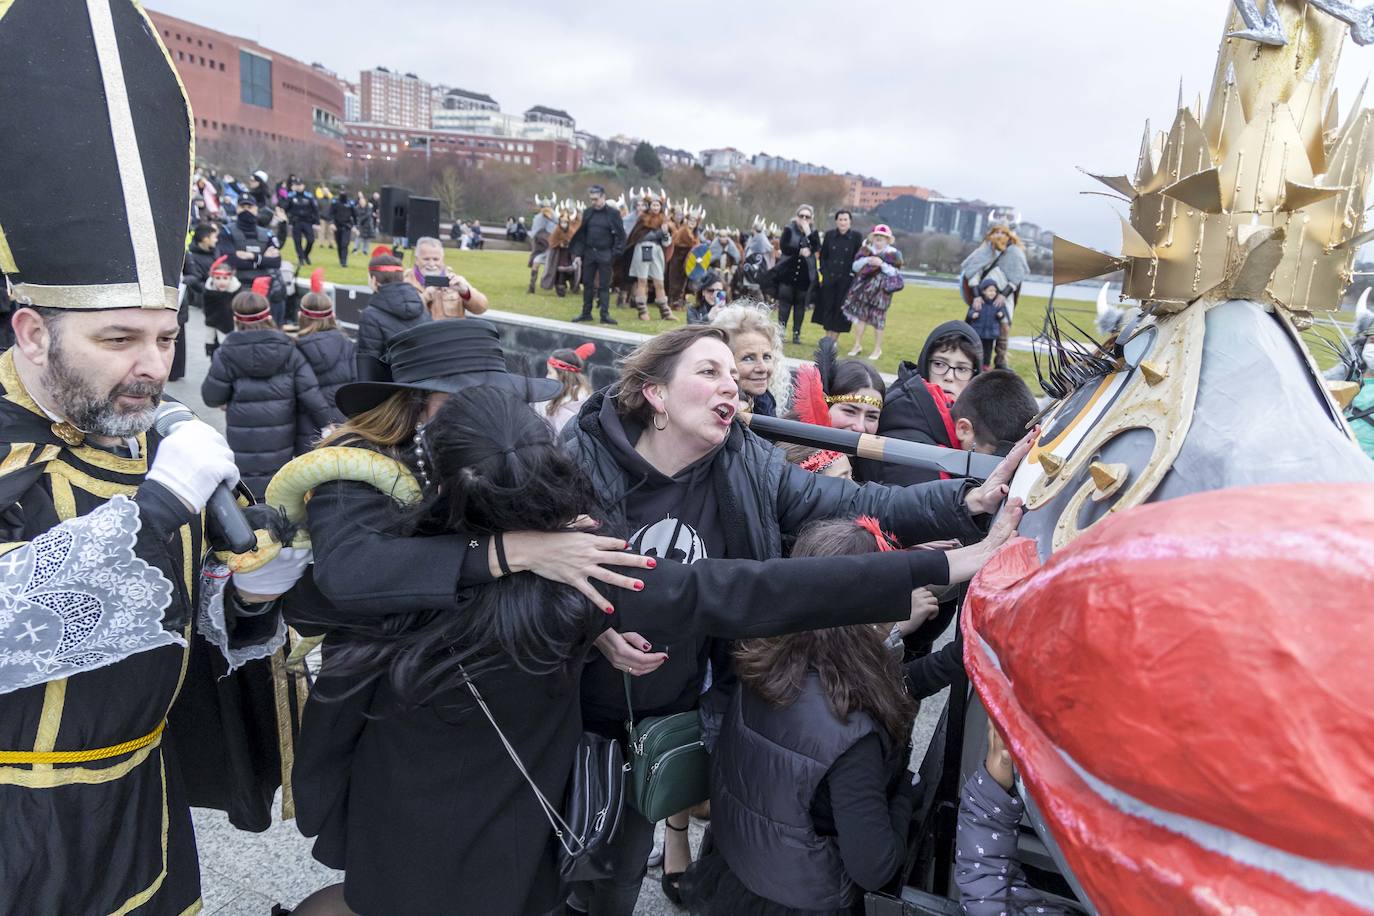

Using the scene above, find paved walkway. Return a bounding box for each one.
[166,315,953,915]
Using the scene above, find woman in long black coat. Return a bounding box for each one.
[811,211,864,339]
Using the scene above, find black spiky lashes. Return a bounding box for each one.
[1033,295,1118,400]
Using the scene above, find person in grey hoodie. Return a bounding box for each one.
[355,247,430,382]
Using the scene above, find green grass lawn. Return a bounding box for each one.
[309,245,1100,393]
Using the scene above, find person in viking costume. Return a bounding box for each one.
[616,190,677,321]
[541,199,583,298]
[0,3,304,912]
[933,3,1374,912]
[528,194,559,294]
[958,224,1028,370]
[667,204,704,310]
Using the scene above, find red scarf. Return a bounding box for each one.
[925,380,960,480]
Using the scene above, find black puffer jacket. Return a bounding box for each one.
[181,244,220,311]
[857,320,984,486]
[202,330,339,497]
[355,281,429,382]
[295,329,355,452]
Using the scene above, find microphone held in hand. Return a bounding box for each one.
[151,402,258,554]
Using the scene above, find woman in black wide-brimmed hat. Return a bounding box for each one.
[287,318,655,915]
[284,318,1012,916]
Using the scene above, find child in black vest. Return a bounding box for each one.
[684,517,932,916]
[201,280,339,497]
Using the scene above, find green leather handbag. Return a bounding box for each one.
[623,674,710,823]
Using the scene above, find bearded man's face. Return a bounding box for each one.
[36,310,175,437]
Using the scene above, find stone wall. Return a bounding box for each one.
[309,279,647,389]
[303,280,842,393]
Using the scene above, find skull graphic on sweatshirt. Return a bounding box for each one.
[628,517,707,565]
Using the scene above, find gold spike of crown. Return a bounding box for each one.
[1056,0,1374,316]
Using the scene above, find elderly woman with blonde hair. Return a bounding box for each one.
[710,300,792,417]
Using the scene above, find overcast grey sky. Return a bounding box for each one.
[153,1,1374,248]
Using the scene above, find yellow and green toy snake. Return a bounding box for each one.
[214,446,424,664]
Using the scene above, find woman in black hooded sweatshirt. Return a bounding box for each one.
[285,381,1018,915]
[564,325,1029,913]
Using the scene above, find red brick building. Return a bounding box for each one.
[147,9,345,158]
[344,124,581,174]
[844,180,934,211]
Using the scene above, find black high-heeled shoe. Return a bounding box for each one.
[660,821,690,905]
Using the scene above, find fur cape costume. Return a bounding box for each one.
[614,211,675,290]
[541,217,582,293]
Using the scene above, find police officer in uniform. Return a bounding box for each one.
[286,178,321,265]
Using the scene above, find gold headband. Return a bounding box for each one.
[824,394,883,409]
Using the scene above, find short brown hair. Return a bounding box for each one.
[611,326,729,423]
[952,369,1037,449]
[369,251,405,286]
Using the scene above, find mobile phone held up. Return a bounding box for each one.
[422,273,449,288]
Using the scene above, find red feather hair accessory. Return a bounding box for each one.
[209,254,233,276]
[574,342,596,361]
[250,276,271,298]
[310,268,324,294]
[792,363,832,428]
[855,515,900,552]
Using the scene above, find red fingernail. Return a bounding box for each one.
[604,606,615,615]
[634,581,644,591]
[642,644,652,651]
[646,558,657,568]
[623,541,631,549]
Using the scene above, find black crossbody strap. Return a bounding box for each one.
[461,668,586,857]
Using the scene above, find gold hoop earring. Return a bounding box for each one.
[652,412,668,431]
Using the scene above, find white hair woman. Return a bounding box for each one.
[710,300,792,417]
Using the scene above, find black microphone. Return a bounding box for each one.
[152,402,258,554]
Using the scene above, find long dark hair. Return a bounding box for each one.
[320,386,602,706]
[733,518,917,742]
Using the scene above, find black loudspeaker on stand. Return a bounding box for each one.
[379,185,410,236]
[406,196,440,241]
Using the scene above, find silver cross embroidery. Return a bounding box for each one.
[17,621,47,644]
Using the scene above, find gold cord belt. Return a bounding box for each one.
[0,720,165,765]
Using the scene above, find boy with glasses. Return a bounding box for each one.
[853,321,983,486]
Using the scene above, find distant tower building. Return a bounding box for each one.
[361,66,432,129]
